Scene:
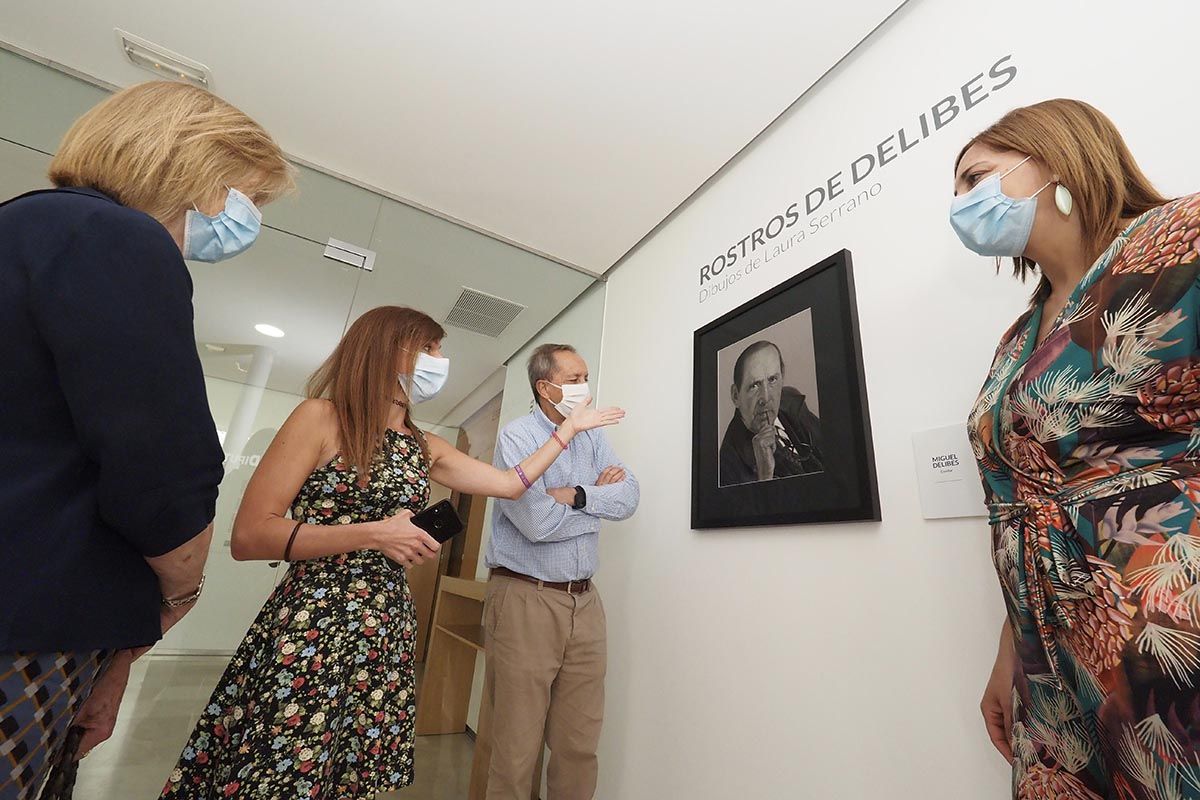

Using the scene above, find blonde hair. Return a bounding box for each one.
[49,81,295,223]
[955,98,1170,301]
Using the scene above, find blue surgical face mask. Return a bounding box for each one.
[183,187,263,262]
[399,352,450,404]
[950,156,1052,257]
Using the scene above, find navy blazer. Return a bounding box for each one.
[0,187,224,651]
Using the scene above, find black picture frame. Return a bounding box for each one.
[691,249,880,529]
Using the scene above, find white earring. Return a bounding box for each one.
[1055,184,1074,216]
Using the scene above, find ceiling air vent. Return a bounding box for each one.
[444,287,525,338]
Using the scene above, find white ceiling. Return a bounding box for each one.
[1,4,907,430]
[1,0,905,273]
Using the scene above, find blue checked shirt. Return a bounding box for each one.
[485,407,640,582]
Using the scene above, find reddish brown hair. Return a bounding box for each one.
[307,306,445,475]
[956,98,1169,301]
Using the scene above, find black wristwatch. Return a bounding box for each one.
[571,485,587,510]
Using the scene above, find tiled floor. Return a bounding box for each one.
[75,655,474,799]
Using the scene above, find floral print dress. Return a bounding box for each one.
[970,193,1200,799]
[162,429,431,799]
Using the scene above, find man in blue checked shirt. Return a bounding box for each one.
[483,343,639,800]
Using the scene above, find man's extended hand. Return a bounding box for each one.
[547,487,576,506]
[596,466,626,486]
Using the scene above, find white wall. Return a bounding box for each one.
[593,1,1200,797]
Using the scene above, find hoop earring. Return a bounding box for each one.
[1055,184,1074,216]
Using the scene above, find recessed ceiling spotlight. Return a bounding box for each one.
[116,29,211,87]
[255,323,285,338]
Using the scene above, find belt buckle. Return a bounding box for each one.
[567,580,576,594]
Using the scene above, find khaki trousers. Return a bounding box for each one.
[483,575,606,800]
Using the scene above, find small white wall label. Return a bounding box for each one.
[911,424,988,520]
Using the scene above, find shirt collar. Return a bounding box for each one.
[531,404,560,433]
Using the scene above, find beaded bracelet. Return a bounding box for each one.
[515,464,532,489]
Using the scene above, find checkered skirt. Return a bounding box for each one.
[0,652,110,800]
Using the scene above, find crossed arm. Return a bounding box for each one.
[497,427,640,543]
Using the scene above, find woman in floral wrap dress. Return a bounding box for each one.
[160,306,623,799]
[956,99,1200,798]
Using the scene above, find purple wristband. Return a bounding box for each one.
[515,464,531,489]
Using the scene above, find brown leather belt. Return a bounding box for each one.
[490,567,592,595]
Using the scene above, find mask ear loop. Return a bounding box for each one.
[997,155,1033,181]
[1012,180,1055,273]
[1000,155,1054,199]
[993,157,1053,273]
[188,186,229,220]
[181,201,205,258]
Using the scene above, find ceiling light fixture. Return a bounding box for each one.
[255,323,285,338]
[203,343,226,353]
[116,29,211,87]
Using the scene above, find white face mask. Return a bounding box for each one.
[399,352,450,404]
[547,381,589,417]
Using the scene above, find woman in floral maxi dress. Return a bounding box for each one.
[957,99,1200,798]
[161,306,623,799]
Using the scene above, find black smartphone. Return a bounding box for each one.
[410,499,465,544]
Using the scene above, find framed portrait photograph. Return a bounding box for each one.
[691,249,879,529]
